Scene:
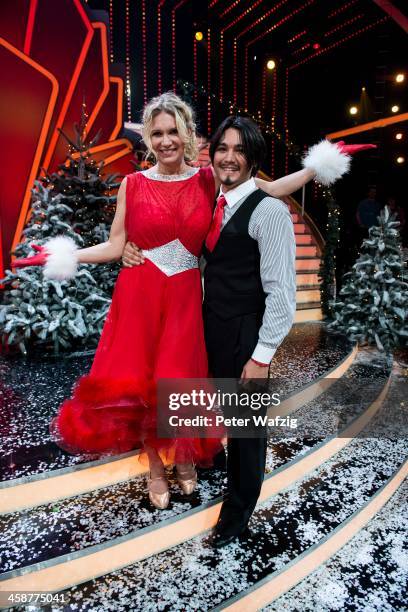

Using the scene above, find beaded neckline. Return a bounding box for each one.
[141,167,200,182]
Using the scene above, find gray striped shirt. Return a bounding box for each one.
[218,177,296,363]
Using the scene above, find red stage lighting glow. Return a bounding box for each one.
[290,17,389,69]
[172,0,189,91]
[36,0,94,171]
[271,67,277,179]
[243,0,314,113]
[262,65,266,111]
[233,38,237,104]
[237,0,291,40]
[219,0,242,19]
[157,2,164,94]
[223,0,264,35]
[109,0,114,62]
[292,43,311,56]
[324,14,363,38]
[24,0,38,55]
[193,37,198,100]
[328,0,358,19]
[288,30,307,44]
[207,27,211,134]
[219,0,264,104]
[244,0,315,47]
[0,37,58,271]
[244,45,248,109]
[142,0,147,105]
[219,31,224,101]
[284,67,289,174]
[81,23,110,137]
[107,77,124,141]
[125,0,131,119]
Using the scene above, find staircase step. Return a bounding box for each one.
[227,460,407,612]
[0,336,359,553]
[40,358,403,609]
[295,307,323,322]
[296,300,322,310]
[295,233,313,245]
[296,257,320,271]
[0,352,392,592]
[272,478,408,611]
[0,324,352,512]
[296,245,317,257]
[296,272,319,285]
[269,366,408,611]
[296,288,320,303]
[294,223,308,233]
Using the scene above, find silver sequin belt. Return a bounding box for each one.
[142,239,199,276]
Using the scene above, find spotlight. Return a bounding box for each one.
[396,156,405,164]
[362,87,366,91]
[391,105,399,113]
[266,60,276,70]
[395,133,403,140]
[253,55,257,60]
[195,31,204,41]
[312,43,320,50]
[349,106,358,115]
[395,73,405,83]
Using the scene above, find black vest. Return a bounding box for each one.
[202,188,267,320]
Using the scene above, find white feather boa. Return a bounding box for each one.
[43,236,78,281]
[302,140,351,186]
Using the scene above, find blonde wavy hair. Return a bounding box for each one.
[142,92,199,162]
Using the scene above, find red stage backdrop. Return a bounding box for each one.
[0,0,133,278]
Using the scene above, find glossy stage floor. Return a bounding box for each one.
[0,322,406,611]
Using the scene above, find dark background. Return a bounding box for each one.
[87,0,407,262]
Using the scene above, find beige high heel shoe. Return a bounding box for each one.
[147,474,170,509]
[176,464,197,495]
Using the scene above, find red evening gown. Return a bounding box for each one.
[50,166,222,465]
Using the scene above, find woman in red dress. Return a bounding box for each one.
[50,95,223,510]
[15,92,363,508]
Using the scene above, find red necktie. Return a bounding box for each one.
[205,194,227,252]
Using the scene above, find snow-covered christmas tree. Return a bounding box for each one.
[329,206,408,351]
[0,108,121,354]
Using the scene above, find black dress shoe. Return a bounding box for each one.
[210,527,250,549]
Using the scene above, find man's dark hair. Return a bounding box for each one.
[209,115,267,176]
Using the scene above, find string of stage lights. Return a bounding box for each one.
[177,79,302,160]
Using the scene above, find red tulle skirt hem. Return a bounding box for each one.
[50,375,223,466]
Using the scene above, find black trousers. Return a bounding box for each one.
[204,305,268,534]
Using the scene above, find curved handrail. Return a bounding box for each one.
[257,170,325,256]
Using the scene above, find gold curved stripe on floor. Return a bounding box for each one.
[0,453,145,515]
[0,368,389,594]
[0,344,358,514]
[221,459,408,611]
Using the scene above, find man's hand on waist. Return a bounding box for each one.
[122,241,145,267]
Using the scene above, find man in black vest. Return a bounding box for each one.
[203,116,296,548]
[121,116,297,546]
[119,119,372,545]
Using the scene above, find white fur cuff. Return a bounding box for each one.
[43,236,78,281]
[302,140,351,186]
